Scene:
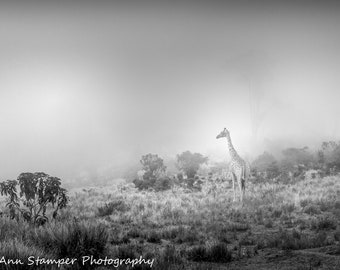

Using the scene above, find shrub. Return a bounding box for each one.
[310,215,337,231]
[133,175,173,192]
[316,200,334,212]
[97,203,115,217]
[154,176,173,191]
[140,154,166,178]
[300,199,313,208]
[188,242,232,263]
[271,208,283,218]
[281,203,295,215]
[161,245,183,265]
[227,222,250,232]
[133,153,173,191]
[175,227,199,244]
[0,172,68,225]
[303,204,321,215]
[209,242,232,262]
[334,229,340,241]
[264,218,274,228]
[97,199,129,217]
[115,244,137,259]
[296,218,308,230]
[126,227,144,238]
[146,230,162,243]
[318,141,340,174]
[267,229,329,250]
[161,226,184,240]
[334,201,340,209]
[187,245,207,261]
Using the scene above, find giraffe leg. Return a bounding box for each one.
[241,167,246,201]
[236,178,242,202]
[231,173,236,202]
[236,171,243,202]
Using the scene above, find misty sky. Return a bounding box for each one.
[1,1,340,181]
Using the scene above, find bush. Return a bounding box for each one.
[174,227,199,244]
[188,242,232,263]
[133,175,173,192]
[227,222,250,232]
[154,176,173,191]
[161,226,181,240]
[334,229,340,241]
[281,203,295,215]
[310,215,337,231]
[114,243,138,259]
[267,229,330,250]
[318,141,340,174]
[161,245,183,265]
[303,204,321,215]
[133,153,173,191]
[97,199,129,217]
[0,172,68,225]
[133,177,156,191]
[140,154,166,178]
[146,230,162,243]
[300,199,313,208]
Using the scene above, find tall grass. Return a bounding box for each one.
[30,221,109,259]
[0,239,51,270]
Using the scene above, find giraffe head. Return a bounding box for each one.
[216,128,230,139]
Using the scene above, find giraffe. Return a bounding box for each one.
[216,128,250,202]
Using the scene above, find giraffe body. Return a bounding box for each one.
[216,128,250,202]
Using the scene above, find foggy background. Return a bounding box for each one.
[1,1,340,185]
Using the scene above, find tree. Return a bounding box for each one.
[133,154,171,191]
[176,151,208,178]
[0,172,68,225]
[140,153,166,179]
[318,141,340,174]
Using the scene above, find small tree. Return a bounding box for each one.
[133,154,171,191]
[0,172,68,225]
[318,141,340,174]
[140,153,166,179]
[177,151,208,178]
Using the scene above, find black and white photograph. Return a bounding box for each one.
[0,1,340,269]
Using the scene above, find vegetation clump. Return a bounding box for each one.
[0,172,68,225]
[188,242,232,263]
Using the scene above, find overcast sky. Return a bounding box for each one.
[1,1,340,181]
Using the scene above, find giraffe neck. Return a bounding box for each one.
[226,134,240,161]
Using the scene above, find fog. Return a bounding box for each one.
[1,1,340,183]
